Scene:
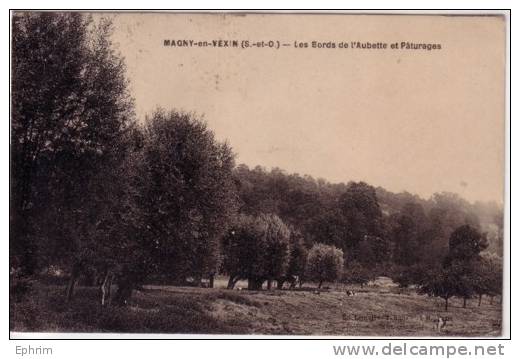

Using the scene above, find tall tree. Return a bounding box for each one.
[419,264,463,311]
[427,192,481,258]
[426,225,489,309]
[221,215,257,289]
[390,202,429,266]
[472,254,502,306]
[262,214,291,289]
[277,230,308,289]
[137,109,237,287]
[337,182,383,256]
[357,235,392,266]
[446,225,488,264]
[11,12,135,287]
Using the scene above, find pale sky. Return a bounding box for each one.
[107,13,505,203]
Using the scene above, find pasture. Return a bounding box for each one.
[10,276,501,337]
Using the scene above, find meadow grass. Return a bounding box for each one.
[10,279,502,336]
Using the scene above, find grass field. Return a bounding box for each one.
[10,277,502,336]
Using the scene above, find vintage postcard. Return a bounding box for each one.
[10,11,507,338]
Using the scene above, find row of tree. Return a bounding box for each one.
[221,213,502,312]
[221,214,343,290]
[406,225,503,310]
[11,13,504,308]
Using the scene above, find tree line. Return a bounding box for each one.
[10,13,503,310]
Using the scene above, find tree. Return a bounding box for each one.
[221,214,290,290]
[306,208,349,250]
[99,132,160,306]
[390,264,428,289]
[233,164,328,238]
[493,209,504,257]
[419,267,454,311]
[306,243,344,288]
[337,182,383,257]
[414,225,492,311]
[390,202,429,266]
[137,110,237,289]
[452,260,475,308]
[443,225,487,308]
[11,13,135,301]
[487,259,503,304]
[262,214,291,289]
[342,261,376,287]
[221,215,256,289]
[473,253,503,306]
[427,192,481,259]
[419,264,469,311]
[485,254,503,304]
[357,235,392,266]
[446,225,488,263]
[277,230,308,289]
[421,225,489,310]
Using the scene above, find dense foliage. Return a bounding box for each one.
[306,244,344,288]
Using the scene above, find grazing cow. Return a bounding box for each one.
[345,290,356,296]
[313,289,321,295]
[236,287,242,291]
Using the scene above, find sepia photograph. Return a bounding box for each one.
[9,10,508,338]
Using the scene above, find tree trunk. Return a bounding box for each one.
[478,294,482,306]
[444,297,449,311]
[267,279,272,290]
[107,275,113,305]
[277,279,284,290]
[65,264,80,302]
[100,271,113,307]
[227,276,235,289]
[463,297,467,308]
[248,277,263,290]
[65,275,77,302]
[209,274,215,289]
[490,296,494,305]
[227,276,239,289]
[318,280,323,289]
[289,277,296,289]
[255,278,264,290]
